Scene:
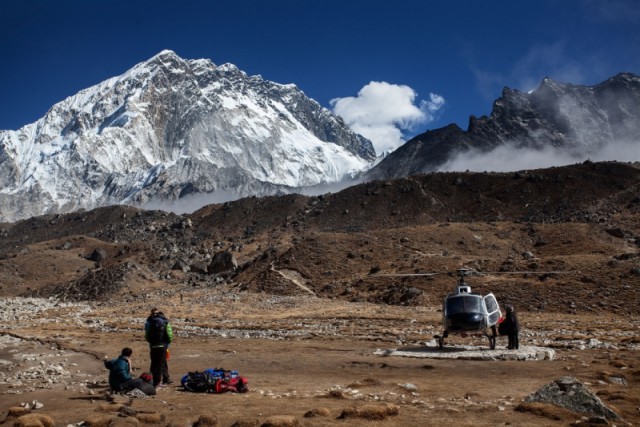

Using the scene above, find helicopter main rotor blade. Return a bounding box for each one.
[370,273,442,277]
[475,270,573,275]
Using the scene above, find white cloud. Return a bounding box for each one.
[141,189,238,214]
[330,81,444,154]
[438,139,640,173]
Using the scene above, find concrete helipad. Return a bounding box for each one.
[375,343,555,361]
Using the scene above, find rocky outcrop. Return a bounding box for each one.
[367,73,640,180]
[523,376,620,420]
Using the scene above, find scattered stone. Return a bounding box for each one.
[398,383,418,392]
[347,378,383,387]
[58,241,73,250]
[87,248,107,263]
[172,259,191,272]
[126,388,149,399]
[607,376,627,386]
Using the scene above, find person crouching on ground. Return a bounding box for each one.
[104,347,144,393]
[145,308,173,386]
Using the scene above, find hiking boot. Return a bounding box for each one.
[163,379,174,384]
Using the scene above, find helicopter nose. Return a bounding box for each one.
[447,312,484,330]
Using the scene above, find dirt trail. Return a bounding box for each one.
[271,266,316,296]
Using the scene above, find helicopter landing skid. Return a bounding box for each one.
[435,331,449,349]
[484,325,498,350]
[436,327,497,350]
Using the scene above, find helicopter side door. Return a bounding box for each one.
[483,293,501,326]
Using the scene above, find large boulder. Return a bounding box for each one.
[87,248,107,263]
[523,376,619,420]
[208,251,238,274]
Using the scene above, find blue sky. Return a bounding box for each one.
[2,0,639,154]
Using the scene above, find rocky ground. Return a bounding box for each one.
[0,161,639,426]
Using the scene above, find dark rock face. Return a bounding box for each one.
[524,376,619,420]
[367,73,640,180]
[87,248,107,264]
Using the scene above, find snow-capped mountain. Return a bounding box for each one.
[366,72,640,180]
[0,50,376,223]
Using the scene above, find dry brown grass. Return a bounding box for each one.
[259,415,299,427]
[14,414,55,427]
[515,402,579,421]
[192,414,218,427]
[303,407,331,418]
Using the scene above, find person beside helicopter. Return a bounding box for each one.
[499,304,519,349]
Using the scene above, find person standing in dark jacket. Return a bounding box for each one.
[104,347,144,392]
[501,304,520,349]
[145,308,173,386]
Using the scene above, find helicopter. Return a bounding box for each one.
[373,267,569,350]
[436,268,501,350]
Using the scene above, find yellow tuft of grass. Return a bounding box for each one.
[338,403,400,420]
[136,413,165,424]
[229,419,259,427]
[7,407,30,418]
[192,414,218,427]
[259,415,299,427]
[15,413,55,427]
[79,414,115,427]
[303,407,331,418]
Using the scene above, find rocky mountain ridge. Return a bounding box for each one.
[1,160,639,315]
[367,73,640,179]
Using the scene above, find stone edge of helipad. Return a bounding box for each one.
[374,345,555,361]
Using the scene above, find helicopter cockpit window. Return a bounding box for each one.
[446,295,483,314]
[483,293,501,326]
[484,295,498,313]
